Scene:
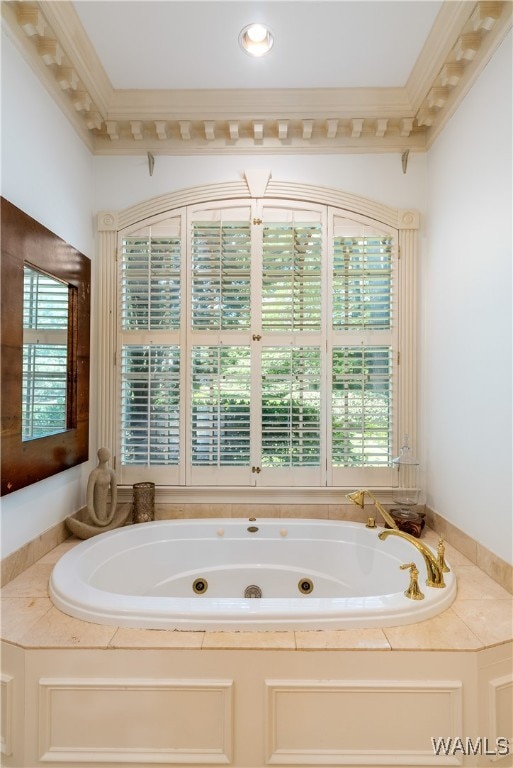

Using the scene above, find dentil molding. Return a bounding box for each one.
[3,0,511,155]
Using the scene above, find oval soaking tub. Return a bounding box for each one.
[50,519,456,631]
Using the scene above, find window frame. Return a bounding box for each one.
[97,183,419,502]
[117,209,187,486]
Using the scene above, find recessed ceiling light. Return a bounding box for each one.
[239,23,274,57]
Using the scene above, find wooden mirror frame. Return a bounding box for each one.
[1,198,90,495]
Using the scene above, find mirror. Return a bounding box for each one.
[1,198,90,495]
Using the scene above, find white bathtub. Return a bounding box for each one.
[50,519,456,631]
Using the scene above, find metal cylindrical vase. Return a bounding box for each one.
[132,482,155,523]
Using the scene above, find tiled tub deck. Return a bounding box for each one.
[1,527,512,767]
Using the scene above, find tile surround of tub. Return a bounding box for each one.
[1,503,511,596]
[1,535,512,652]
[426,506,513,594]
[155,502,371,523]
[0,517,70,588]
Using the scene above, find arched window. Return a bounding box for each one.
[98,183,419,498]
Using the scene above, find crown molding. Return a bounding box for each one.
[424,1,512,148]
[406,1,477,112]
[1,1,95,150]
[3,1,510,156]
[91,124,428,156]
[107,86,413,119]
[38,0,113,116]
[100,86,422,153]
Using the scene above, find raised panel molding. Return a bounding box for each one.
[0,673,14,757]
[265,679,463,765]
[488,673,513,745]
[38,677,233,764]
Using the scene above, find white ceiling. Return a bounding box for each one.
[72,1,443,91]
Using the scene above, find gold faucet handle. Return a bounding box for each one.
[400,562,424,600]
[437,537,450,573]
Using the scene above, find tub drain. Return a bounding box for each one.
[244,584,262,598]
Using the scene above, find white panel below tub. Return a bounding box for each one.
[488,673,513,747]
[265,679,463,765]
[1,673,14,757]
[38,677,233,764]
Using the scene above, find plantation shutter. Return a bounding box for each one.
[261,346,322,485]
[121,345,180,466]
[332,228,392,330]
[261,214,322,331]
[332,346,392,465]
[22,266,69,440]
[189,345,251,484]
[191,217,251,330]
[116,202,399,489]
[121,221,181,331]
[188,205,254,485]
[329,215,397,486]
[255,204,326,485]
[119,215,185,484]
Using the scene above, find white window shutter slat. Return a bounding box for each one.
[191,346,251,467]
[333,233,392,330]
[262,221,322,331]
[121,345,180,466]
[191,221,251,330]
[332,346,392,467]
[122,222,181,331]
[261,346,321,468]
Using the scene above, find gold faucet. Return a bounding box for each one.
[437,536,450,573]
[346,489,399,530]
[400,562,424,600]
[378,528,446,588]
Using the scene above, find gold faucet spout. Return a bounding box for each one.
[378,528,445,588]
[346,489,399,530]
